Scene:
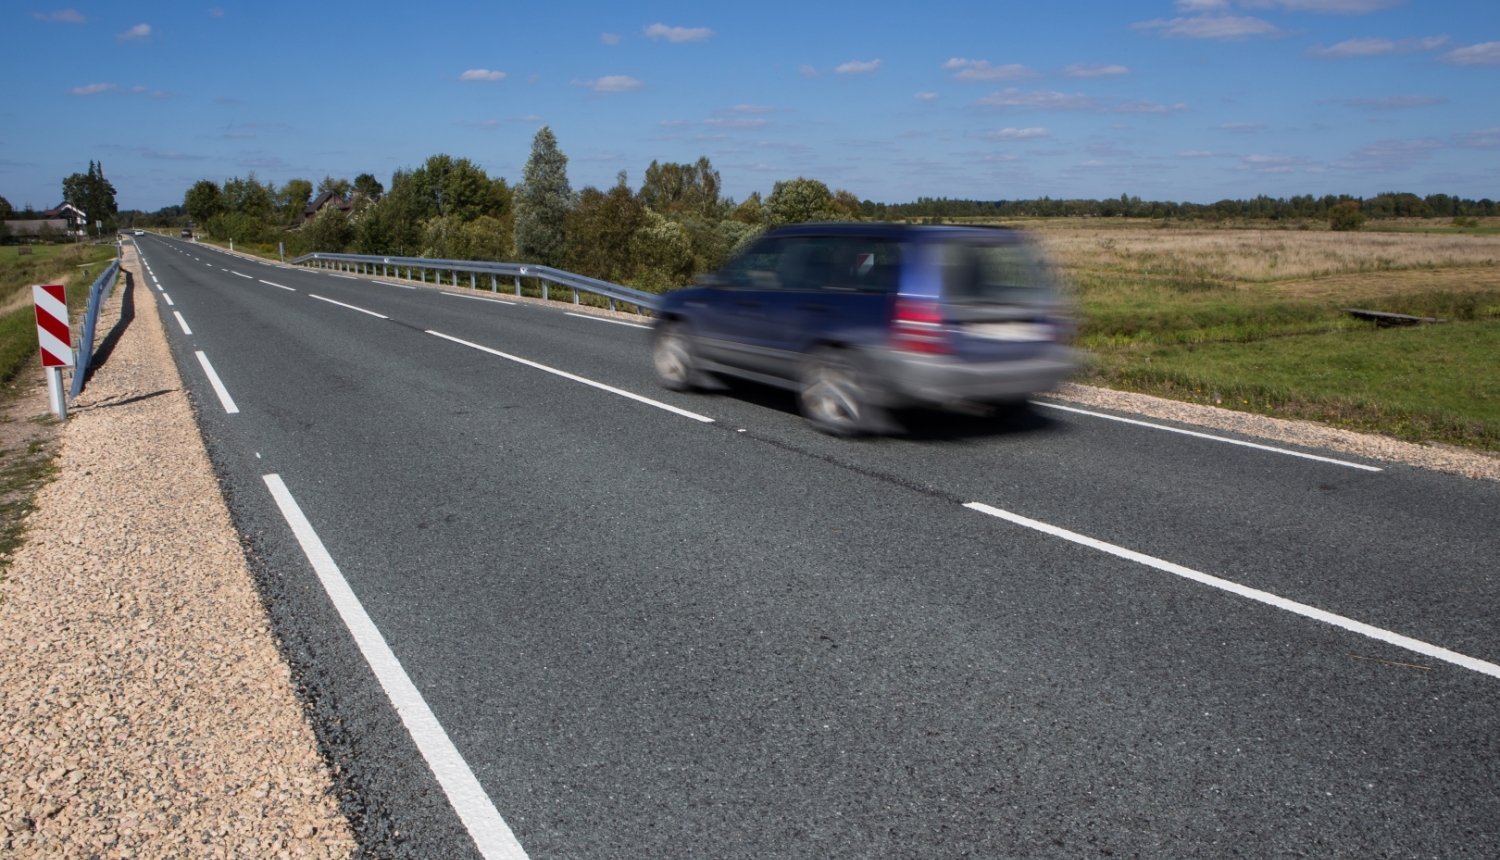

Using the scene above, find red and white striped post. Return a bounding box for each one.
[33,283,73,420]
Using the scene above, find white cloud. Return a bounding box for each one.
[68,82,117,96]
[729,104,774,114]
[799,65,820,78]
[1115,100,1190,114]
[1179,150,1218,156]
[1062,63,1130,78]
[942,58,1038,81]
[836,59,882,74]
[1305,36,1447,58]
[601,33,621,45]
[1241,0,1403,12]
[1175,0,1230,9]
[703,117,772,129]
[986,127,1049,140]
[1439,42,1500,66]
[117,23,151,41]
[1454,128,1500,149]
[574,75,642,93]
[1330,138,1441,172]
[459,69,506,81]
[1218,122,1267,131]
[509,114,544,123]
[1339,95,1447,109]
[914,92,939,101]
[1132,15,1281,39]
[32,9,87,23]
[977,88,1098,110]
[643,23,713,43]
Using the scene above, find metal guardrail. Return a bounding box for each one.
[288,252,661,314]
[68,252,122,402]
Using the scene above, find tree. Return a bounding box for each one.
[732,192,763,225]
[566,173,644,281]
[221,173,275,221]
[0,194,12,220]
[303,206,354,252]
[317,176,352,199]
[1328,201,1366,231]
[354,173,384,200]
[61,160,118,234]
[629,210,694,289]
[278,179,314,224]
[184,179,225,225]
[638,157,722,218]
[764,178,837,226]
[513,126,572,266]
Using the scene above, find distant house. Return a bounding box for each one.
[3,219,71,239]
[41,203,88,234]
[291,192,353,229]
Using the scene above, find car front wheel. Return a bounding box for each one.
[652,322,697,391]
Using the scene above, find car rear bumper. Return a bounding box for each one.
[870,345,1079,407]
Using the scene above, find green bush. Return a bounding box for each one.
[1328,201,1366,231]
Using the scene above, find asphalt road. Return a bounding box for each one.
[133,234,1500,859]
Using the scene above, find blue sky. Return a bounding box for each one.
[2,0,1496,212]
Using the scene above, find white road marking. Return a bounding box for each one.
[309,294,389,319]
[426,330,715,423]
[1030,400,1382,472]
[963,501,1500,680]
[232,271,253,279]
[564,312,651,330]
[261,474,529,860]
[330,274,360,280]
[443,293,516,305]
[173,311,192,334]
[259,279,295,291]
[162,293,174,306]
[390,283,416,289]
[194,351,239,414]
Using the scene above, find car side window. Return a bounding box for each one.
[787,238,902,293]
[723,237,792,289]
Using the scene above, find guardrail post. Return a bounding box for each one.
[573,287,579,305]
[542,279,549,301]
[491,274,497,293]
[609,298,616,311]
[514,276,521,296]
[470,272,476,290]
[454,270,459,287]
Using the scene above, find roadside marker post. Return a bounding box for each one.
[33,283,73,420]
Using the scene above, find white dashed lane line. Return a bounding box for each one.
[308,294,389,319]
[259,280,295,291]
[173,312,192,335]
[161,293,174,306]
[963,501,1500,680]
[564,312,651,330]
[232,271,253,279]
[442,293,515,306]
[195,351,239,414]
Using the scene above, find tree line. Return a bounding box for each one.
[868,192,1498,222]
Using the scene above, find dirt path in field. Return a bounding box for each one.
[0,245,356,858]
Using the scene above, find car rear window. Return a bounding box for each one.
[786,237,903,293]
[938,241,1052,305]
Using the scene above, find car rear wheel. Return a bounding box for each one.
[800,348,884,436]
[652,322,697,391]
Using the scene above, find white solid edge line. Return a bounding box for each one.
[162,293,174,306]
[963,501,1500,680]
[564,312,651,330]
[1030,400,1382,472]
[261,475,529,860]
[426,330,715,423]
[308,294,389,319]
[442,293,516,305]
[259,279,296,291]
[232,271,253,279]
[173,311,192,335]
[330,273,360,280]
[194,351,239,414]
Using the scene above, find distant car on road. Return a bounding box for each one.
[133,230,144,236]
[652,223,1077,435]
[181,228,193,238]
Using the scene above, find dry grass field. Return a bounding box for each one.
[992,219,1500,451]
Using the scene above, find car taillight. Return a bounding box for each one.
[890,298,952,354]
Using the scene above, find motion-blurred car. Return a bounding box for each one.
[652,223,1077,435]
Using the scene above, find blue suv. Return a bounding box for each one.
[652,223,1077,435]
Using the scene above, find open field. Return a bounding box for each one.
[1006,219,1500,450]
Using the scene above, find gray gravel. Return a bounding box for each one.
[0,246,355,858]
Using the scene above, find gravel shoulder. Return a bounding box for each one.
[1046,381,1500,481]
[0,245,356,858]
